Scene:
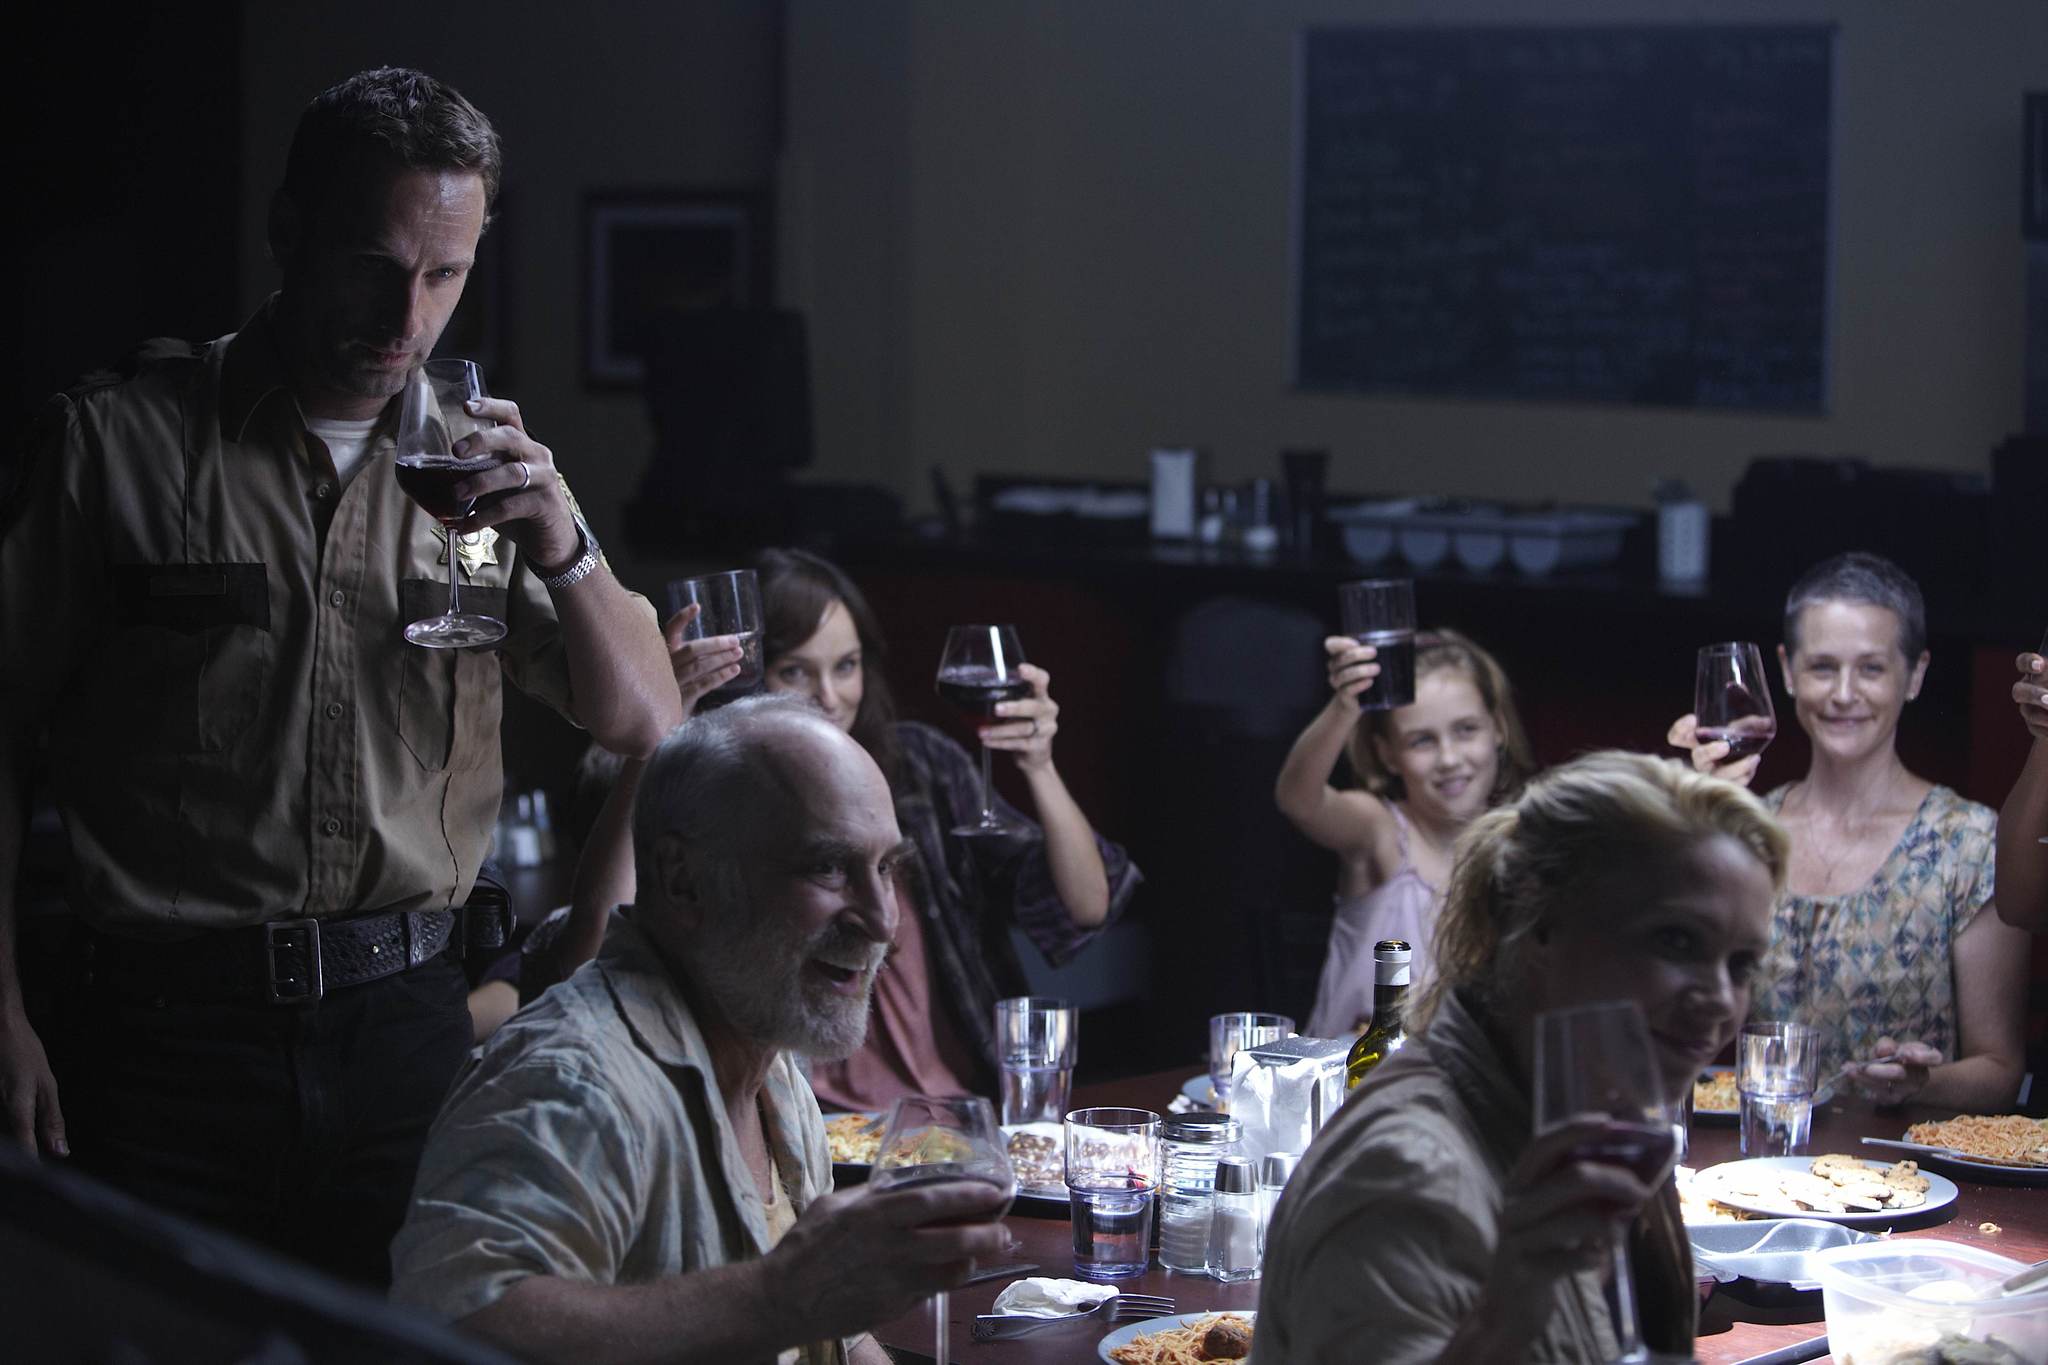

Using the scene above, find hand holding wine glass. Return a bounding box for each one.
[871,1096,1016,1365]
[1532,1001,1680,1364]
[1668,641,1777,786]
[936,625,1031,836]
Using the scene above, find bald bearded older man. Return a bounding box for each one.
[391,695,1009,1364]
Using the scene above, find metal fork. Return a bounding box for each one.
[971,1294,1177,1341]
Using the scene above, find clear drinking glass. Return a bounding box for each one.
[1063,1106,1161,1280]
[1336,578,1417,711]
[666,569,765,699]
[871,1096,1015,1365]
[396,359,507,648]
[1694,642,1778,762]
[1737,1021,1820,1158]
[935,624,1030,836]
[994,996,1077,1126]
[1207,1012,1295,1112]
[1533,1001,1680,1365]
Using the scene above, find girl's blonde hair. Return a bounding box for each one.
[1344,628,1535,807]
[1412,750,1789,1029]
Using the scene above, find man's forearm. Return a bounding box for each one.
[1996,739,2048,931]
[551,574,683,757]
[460,1260,795,1365]
[0,737,33,1014]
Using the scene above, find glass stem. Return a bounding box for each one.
[978,742,996,826]
[445,531,463,617]
[1609,1234,1645,1362]
[933,1289,948,1365]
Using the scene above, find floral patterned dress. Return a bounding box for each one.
[1749,785,1997,1081]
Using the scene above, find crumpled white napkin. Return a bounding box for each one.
[990,1277,1119,1317]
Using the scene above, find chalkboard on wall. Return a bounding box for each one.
[1293,26,1834,411]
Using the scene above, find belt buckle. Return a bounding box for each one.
[263,918,324,1005]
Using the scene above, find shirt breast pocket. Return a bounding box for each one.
[111,564,273,755]
[396,577,508,772]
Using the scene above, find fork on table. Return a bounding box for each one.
[971,1293,1177,1341]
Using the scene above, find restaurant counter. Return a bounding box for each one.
[869,1069,2048,1365]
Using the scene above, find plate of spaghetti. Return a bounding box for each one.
[1100,1311,1254,1364]
[1896,1114,2048,1185]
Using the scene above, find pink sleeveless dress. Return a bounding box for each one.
[1306,806,1441,1038]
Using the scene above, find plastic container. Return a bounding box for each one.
[1814,1239,2048,1365]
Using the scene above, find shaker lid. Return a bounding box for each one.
[1259,1151,1300,1188]
[1213,1155,1256,1194]
[1163,1111,1242,1143]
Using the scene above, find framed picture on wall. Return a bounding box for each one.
[582,189,773,389]
[440,189,510,383]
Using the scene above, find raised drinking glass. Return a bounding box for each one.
[935,624,1030,837]
[872,1096,1015,1365]
[1694,642,1777,762]
[666,569,765,700]
[1533,1000,1679,1365]
[396,359,507,649]
[1337,578,1416,711]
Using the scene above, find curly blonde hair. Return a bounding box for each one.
[1411,750,1789,1030]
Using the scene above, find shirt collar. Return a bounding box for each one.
[218,295,301,443]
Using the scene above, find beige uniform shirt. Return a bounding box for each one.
[390,913,852,1364]
[1253,992,1695,1364]
[2,302,649,934]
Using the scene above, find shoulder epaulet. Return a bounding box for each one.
[63,336,207,400]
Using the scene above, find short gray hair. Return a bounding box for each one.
[631,693,823,910]
[1782,552,1926,662]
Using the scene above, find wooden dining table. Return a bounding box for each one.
[868,1068,2048,1364]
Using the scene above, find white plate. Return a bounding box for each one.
[1179,1073,1216,1108]
[1884,1147,2048,1187]
[1691,1066,1834,1120]
[1098,1311,1255,1363]
[1690,1156,1957,1226]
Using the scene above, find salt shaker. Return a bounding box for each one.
[1255,1151,1298,1259]
[1207,1155,1261,1282]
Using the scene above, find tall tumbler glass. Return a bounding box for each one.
[666,569,764,700]
[995,996,1077,1126]
[1337,579,1417,711]
[1064,1107,1161,1280]
[1737,1021,1820,1158]
[1208,1012,1294,1112]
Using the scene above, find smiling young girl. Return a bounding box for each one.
[1275,628,1534,1036]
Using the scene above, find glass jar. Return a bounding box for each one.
[1156,1111,1241,1273]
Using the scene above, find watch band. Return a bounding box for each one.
[535,519,601,590]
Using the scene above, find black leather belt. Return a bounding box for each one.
[88,901,514,1006]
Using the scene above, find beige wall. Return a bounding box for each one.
[785,0,2048,514]
[239,1,780,589]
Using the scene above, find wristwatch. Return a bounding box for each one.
[535,512,602,590]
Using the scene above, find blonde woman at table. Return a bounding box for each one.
[1275,629,1534,1036]
[1668,552,2028,1111]
[1257,751,1782,1364]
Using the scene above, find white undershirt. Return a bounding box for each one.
[304,416,381,491]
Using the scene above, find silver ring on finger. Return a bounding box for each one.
[514,460,532,491]
[1029,718,1039,738]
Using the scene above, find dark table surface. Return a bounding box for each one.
[870,1069,2048,1365]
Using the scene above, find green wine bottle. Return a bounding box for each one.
[1344,939,1412,1091]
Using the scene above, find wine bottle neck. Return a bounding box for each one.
[1370,981,1408,1029]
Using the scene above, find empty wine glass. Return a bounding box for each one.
[1694,642,1777,763]
[935,624,1030,837]
[396,359,506,649]
[871,1096,1016,1365]
[1533,1001,1681,1365]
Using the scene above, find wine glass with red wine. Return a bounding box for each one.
[396,359,507,649]
[1533,1001,1681,1365]
[871,1096,1016,1365]
[936,624,1031,837]
[1693,642,1777,764]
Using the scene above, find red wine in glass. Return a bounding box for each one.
[397,360,507,649]
[395,453,498,525]
[936,667,1034,717]
[1567,1119,1679,1184]
[1694,643,1777,764]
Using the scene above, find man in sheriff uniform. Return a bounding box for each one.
[0,67,681,1286]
